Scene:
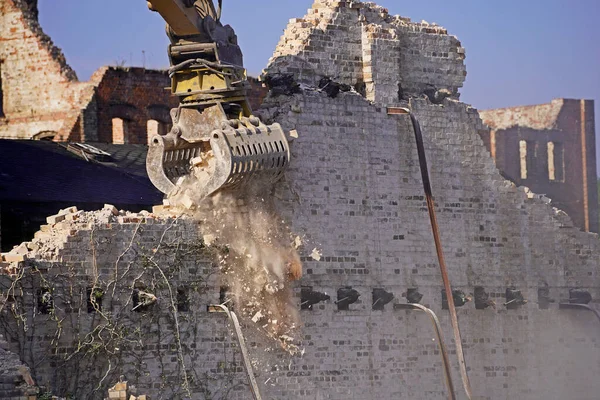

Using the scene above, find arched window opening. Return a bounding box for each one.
[112,117,130,144]
[147,119,167,144]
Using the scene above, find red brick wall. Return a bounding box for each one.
[91,67,178,145]
[247,76,269,112]
[480,99,598,233]
[0,0,91,140]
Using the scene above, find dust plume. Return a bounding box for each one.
[168,174,303,353]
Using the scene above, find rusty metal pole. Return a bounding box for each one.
[559,303,600,324]
[209,304,263,400]
[388,107,473,399]
[394,303,457,400]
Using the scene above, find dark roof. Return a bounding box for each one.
[0,140,162,205]
[83,142,149,178]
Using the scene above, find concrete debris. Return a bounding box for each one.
[46,213,66,225]
[2,243,29,262]
[522,186,534,199]
[424,86,452,104]
[181,195,196,210]
[310,248,322,261]
[203,234,215,247]
[66,210,84,221]
[0,208,180,266]
[262,73,301,97]
[106,379,148,400]
[521,187,552,204]
[252,311,264,323]
[293,236,302,249]
[59,206,78,215]
[103,204,120,216]
[190,156,204,167]
[318,77,352,98]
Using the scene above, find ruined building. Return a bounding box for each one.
[0,0,270,145]
[0,1,599,400]
[0,0,178,143]
[480,99,598,233]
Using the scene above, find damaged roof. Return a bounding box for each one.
[0,139,162,205]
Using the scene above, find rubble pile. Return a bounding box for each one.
[1,205,175,270]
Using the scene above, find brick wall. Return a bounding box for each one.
[0,2,178,144]
[0,1,599,400]
[0,0,91,140]
[267,0,466,104]
[0,1,284,144]
[2,93,599,399]
[0,334,38,399]
[480,99,599,233]
[89,67,178,145]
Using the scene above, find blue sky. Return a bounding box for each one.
[38,0,600,165]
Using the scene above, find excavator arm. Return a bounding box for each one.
[144,0,290,198]
[147,0,223,36]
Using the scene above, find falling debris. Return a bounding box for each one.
[293,236,303,249]
[252,311,264,323]
[310,248,322,261]
[203,234,216,247]
[163,179,304,351]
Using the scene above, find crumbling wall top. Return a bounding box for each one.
[264,0,466,105]
[480,99,565,131]
[2,0,78,81]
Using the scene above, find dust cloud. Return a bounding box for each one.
[168,175,303,354]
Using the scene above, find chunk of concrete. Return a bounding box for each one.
[104,204,120,216]
[66,210,84,221]
[3,253,26,262]
[59,206,78,215]
[181,195,195,210]
[46,213,66,224]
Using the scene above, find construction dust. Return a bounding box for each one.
[167,176,303,354]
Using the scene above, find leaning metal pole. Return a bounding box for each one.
[559,302,600,325]
[388,106,473,399]
[209,304,263,400]
[394,303,457,400]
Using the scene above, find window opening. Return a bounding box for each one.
[147,119,167,144]
[132,289,157,312]
[519,140,527,179]
[548,141,564,182]
[87,287,104,313]
[112,117,129,144]
[38,288,54,314]
[177,288,190,312]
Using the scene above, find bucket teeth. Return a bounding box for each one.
[146,121,290,199]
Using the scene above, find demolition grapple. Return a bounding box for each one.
[146,0,290,197]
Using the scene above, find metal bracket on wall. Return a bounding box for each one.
[208,304,263,400]
[394,303,456,400]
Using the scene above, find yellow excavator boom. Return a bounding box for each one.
[144,0,291,198]
[147,0,201,36]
